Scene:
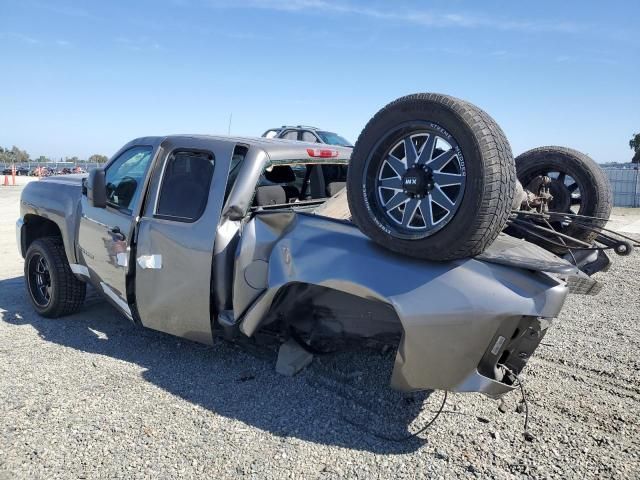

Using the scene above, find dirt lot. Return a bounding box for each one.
[1,182,639,479]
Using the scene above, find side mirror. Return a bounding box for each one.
[87,168,107,208]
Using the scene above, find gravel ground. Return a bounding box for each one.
[1,183,639,479]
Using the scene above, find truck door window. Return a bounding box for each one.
[155,150,215,222]
[105,146,153,213]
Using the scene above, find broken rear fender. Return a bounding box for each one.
[233,211,569,396]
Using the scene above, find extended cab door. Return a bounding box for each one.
[133,138,234,344]
[77,143,157,318]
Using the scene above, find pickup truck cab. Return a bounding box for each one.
[18,135,348,332]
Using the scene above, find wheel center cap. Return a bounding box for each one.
[403,166,433,198]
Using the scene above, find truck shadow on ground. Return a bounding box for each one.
[1,276,437,454]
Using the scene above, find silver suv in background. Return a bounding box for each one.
[262,126,353,147]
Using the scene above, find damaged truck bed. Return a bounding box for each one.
[227,208,570,396]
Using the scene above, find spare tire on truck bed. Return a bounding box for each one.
[347,93,516,261]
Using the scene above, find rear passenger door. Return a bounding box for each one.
[134,138,234,344]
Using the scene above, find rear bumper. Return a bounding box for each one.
[388,267,568,398]
[391,314,557,398]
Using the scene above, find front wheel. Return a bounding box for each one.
[25,237,86,318]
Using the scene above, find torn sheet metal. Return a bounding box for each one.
[233,211,569,397]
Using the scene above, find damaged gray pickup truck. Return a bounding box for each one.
[17,93,633,399]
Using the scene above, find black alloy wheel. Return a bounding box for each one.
[27,253,52,308]
[366,123,467,239]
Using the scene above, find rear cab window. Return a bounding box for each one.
[252,159,347,209]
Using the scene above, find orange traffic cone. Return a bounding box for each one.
[2,175,8,186]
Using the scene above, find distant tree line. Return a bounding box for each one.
[630,133,640,164]
[0,146,30,164]
[0,146,109,164]
[88,154,109,163]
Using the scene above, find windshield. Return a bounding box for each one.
[316,131,353,147]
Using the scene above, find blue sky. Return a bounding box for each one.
[1,0,638,163]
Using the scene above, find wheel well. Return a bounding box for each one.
[260,282,403,341]
[23,215,63,254]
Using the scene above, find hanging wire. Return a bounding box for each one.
[500,365,533,441]
[341,390,448,442]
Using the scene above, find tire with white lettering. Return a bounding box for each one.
[25,237,86,317]
[347,93,516,260]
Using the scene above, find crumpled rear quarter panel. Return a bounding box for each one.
[234,212,568,396]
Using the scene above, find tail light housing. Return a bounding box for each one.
[307,148,339,158]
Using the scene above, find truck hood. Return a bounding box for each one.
[38,174,87,186]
